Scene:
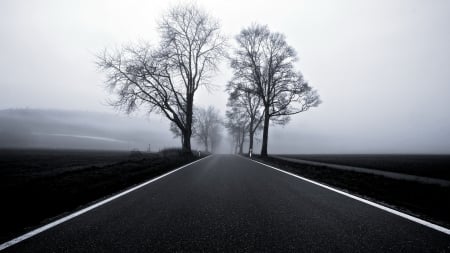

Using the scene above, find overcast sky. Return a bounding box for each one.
[1,0,450,153]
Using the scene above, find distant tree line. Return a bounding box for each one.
[98,3,320,157]
[170,106,222,153]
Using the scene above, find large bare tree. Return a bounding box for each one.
[231,24,321,157]
[97,4,227,154]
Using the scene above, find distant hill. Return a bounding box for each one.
[0,109,178,151]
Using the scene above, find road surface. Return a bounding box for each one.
[3,155,450,252]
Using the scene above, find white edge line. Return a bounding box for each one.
[0,155,212,251]
[244,156,450,235]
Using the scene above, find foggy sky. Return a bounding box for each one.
[1,0,450,153]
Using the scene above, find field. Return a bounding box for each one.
[2,151,449,243]
[258,155,450,228]
[0,148,200,243]
[278,154,450,180]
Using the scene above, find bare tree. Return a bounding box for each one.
[231,24,321,157]
[226,80,264,155]
[225,99,249,154]
[209,123,222,153]
[194,106,222,152]
[97,3,227,154]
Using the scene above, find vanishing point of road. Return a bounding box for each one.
[3,155,450,252]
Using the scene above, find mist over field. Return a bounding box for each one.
[0,109,179,151]
[1,0,449,154]
[1,108,449,154]
[1,1,450,250]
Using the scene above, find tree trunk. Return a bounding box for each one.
[260,107,270,157]
[248,130,254,155]
[248,118,254,156]
[183,94,193,155]
[182,131,191,154]
[239,127,245,154]
[204,137,209,153]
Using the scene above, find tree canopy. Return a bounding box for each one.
[97,3,227,153]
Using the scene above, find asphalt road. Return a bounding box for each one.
[3,155,450,252]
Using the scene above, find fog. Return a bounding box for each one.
[0,109,182,151]
[1,0,450,154]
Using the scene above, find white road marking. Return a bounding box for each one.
[272,155,450,187]
[244,156,450,235]
[0,155,212,251]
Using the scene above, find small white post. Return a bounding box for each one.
[249,149,252,158]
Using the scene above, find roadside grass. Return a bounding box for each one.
[277,154,450,180]
[253,155,450,228]
[0,149,202,243]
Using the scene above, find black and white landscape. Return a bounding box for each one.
[1,0,449,251]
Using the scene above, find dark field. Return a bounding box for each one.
[0,148,201,243]
[0,149,137,176]
[257,155,450,228]
[279,154,450,180]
